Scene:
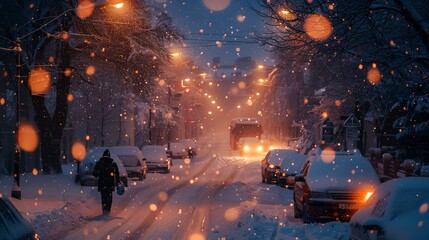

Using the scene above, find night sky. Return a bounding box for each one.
[149,0,271,66]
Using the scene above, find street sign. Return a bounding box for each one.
[343,114,361,127]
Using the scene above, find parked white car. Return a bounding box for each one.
[78,147,128,187]
[350,177,429,240]
[110,146,147,181]
[142,145,171,173]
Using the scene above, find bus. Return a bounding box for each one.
[230,118,263,150]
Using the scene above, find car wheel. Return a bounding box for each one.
[293,196,302,218]
[302,202,314,223]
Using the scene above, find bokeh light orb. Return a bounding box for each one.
[17,123,39,152]
[367,68,382,85]
[86,65,96,76]
[149,204,158,212]
[304,14,333,41]
[72,141,86,161]
[189,233,205,240]
[321,147,336,163]
[224,207,240,222]
[420,203,428,214]
[238,81,246,89]
[203,0,231,11]
[158,191,168,202]
[28,67,51,95]
[76,0,94,19]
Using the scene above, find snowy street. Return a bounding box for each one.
[1,134,349,240]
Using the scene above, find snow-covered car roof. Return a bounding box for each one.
[80,147,127,177]
[142,145,169,162]
[267,149,307,174]
[351,177,429,240]
[306,149,379,192]
[110,146,143,160]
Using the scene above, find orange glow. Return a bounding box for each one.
[367,68,382,85]
[224,207,240,221]
[0,98,5,105]
[76,0,94,20]
[304,14,333,41]
[335,99,342,107]
[364,192,373,201]
[149,204,158,212]
[17,123,39,152]
[71,141,86,161]
[61,32,69,40]
[203,0,231,11]
[48,56,55,63]
[189,234,205,240]
[358,64,363,70]
[67,93,74,102]
[86,65,96,76]
[238,81,246,89]
[32,168,38,176]
[279,9,296,20]
[64,68,72,77]
[320,147,335,163]
[85,135,90,141]
[28,67,51,95]
[321,111,328,119]
[158,192,168,202]
[113,3,124,8]
[303,97,309,105]
[237,15,246,22]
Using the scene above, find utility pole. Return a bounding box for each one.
[12,39,22,200]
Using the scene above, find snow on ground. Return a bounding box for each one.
[0,150,350,240]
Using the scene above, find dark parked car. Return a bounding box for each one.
[0,196,37,240]
[261,149,283,183]
[277,150,307,188]
[293,148,379,223]
[350,177,429,240]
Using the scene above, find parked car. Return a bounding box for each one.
[164,142,187,159]
[238,137,265,156]
[293,148,380,223]
[142,145,171,173]
[0,196,37,240]
[110,146,147,181]
[350,177,429,240]
[277,150,307,188]
[261,149,282,184]
[79,147,128,187]
[180,139,198,158]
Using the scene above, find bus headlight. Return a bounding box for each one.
[257,146,263,152]
[244,145,249,151]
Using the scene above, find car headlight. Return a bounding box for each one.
[257,146,263,152]
[364,192,373,202]
[269,164,276,169]
[269,146,275,150]
[310,191,330,199]
[244,145,249,151]
[281,173,286,177]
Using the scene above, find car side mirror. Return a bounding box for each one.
[295,174,305,182]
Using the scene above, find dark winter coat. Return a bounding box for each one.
[93,156,120,192]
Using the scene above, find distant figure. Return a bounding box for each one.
[93,149,119,215]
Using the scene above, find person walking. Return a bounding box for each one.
[93,149,119,215]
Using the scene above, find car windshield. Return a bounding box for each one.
[274,150,307,174]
